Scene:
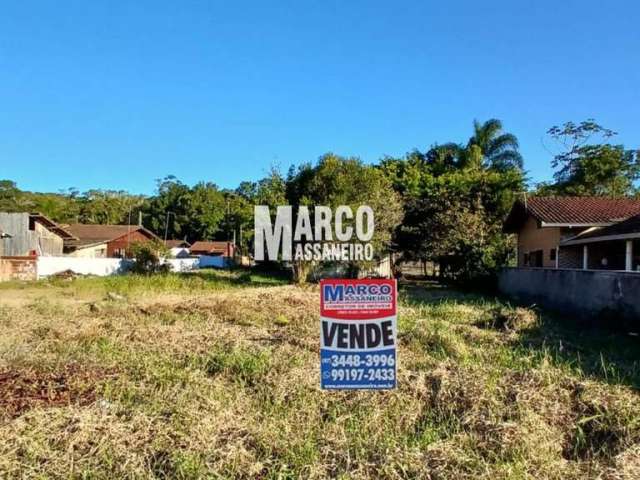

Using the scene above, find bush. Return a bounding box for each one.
[129,240,171,275]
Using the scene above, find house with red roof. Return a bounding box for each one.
[63,224,160,258]
[503,197,640,271]
[189,241,235,257]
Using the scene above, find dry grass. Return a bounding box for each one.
[0,271,639,479]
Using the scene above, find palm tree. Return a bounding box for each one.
[466,119,523,171]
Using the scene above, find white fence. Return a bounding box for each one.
[37,256,131,278]
[36,255,226,278]
[165,258,200,272]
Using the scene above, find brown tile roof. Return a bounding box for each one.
[504,197,640,233]
[189,241,232,254]
[562,214,640,245]
[63,224,159,246]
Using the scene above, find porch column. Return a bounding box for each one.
[626,240,633,272]
[583,245,588,270]
[555,245,560,269]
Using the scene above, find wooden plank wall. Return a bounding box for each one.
[0,212,32,256]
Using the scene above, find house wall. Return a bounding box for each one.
[67,243,108,258]
[517,216,561,268]
[169,247,191,258]
[191,243,235,257]
[0,213,32,256]
[499,267,640,326]
[0,213,63,256]
[517,215,592,268]
[107,231,155,257]
[33,221,64,256]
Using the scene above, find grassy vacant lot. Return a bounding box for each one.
[1,270,639,479]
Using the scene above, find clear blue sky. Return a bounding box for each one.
[1,1,638,195]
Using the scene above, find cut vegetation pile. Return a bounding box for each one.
[0,271,639,479]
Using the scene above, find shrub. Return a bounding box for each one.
[129,240,171,275]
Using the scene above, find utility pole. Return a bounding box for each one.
[226,197,231,242]
[164,212,174,242]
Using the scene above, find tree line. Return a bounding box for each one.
[1,118,638,284]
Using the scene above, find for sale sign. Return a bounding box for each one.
[320,278,397,389]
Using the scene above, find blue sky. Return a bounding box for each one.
[1,1,638,195]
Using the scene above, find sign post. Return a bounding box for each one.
[320,278,397,390]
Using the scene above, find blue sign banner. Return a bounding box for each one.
[320,348,396,389]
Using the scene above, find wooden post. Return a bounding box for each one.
[625,240,633,272]
[583,245,588,270]
[555,245,559,269]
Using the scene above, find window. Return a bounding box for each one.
[523,253,530,266]
[550,248,556,261]
[528,250,543,267]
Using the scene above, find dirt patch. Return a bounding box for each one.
[0,363,115,419]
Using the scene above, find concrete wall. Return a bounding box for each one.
[38,256,202,278]
[38,256,131,278]
[499,267,640,323]
[0,256,38,281]
[166,258,199,272]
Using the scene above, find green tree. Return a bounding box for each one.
[143,177,228,242]
[233,169,287,253]
[382,134,525,286]
[76,190,146,225]
[187,182,227,240]
[465,118,523,171]
[398,178,515,285]
[544,119,639,196]
[144,176,193,240]
[286,153,403,282]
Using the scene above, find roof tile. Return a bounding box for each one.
[63,224,158,246]
[525,197,640,224]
